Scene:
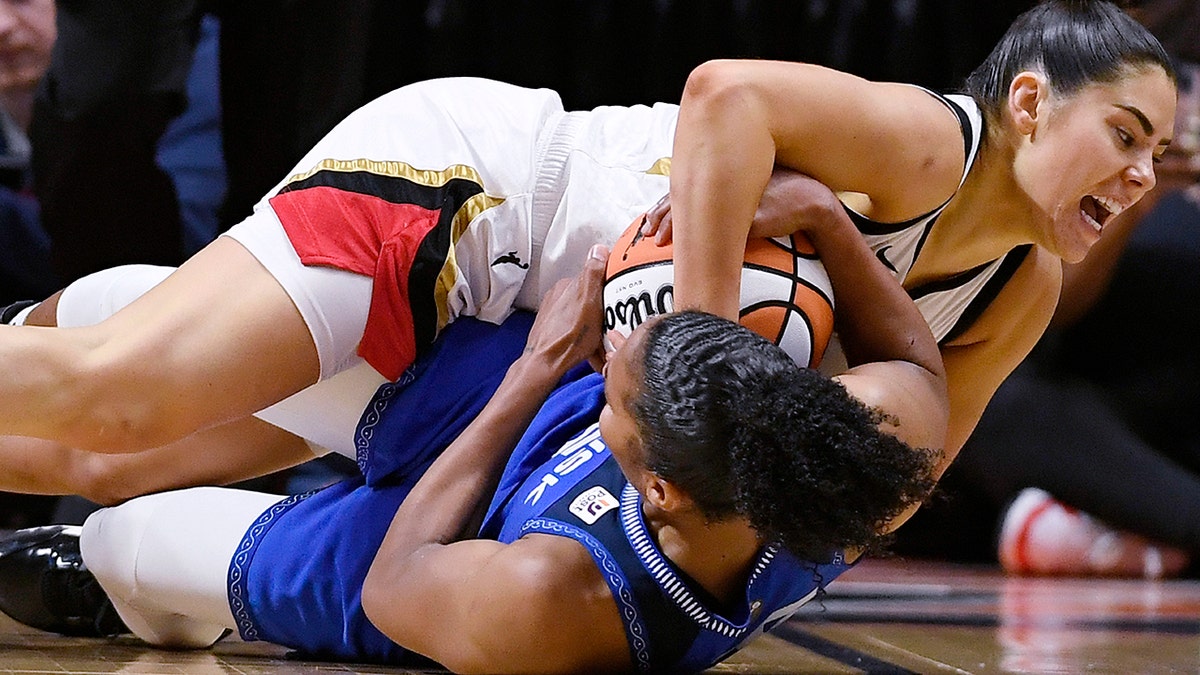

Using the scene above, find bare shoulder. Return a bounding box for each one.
[691,60,966,218]
[475,534,633,674]
[778,70,967,218]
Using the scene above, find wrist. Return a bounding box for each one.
[507,351,571,393]
[800,192,851,236]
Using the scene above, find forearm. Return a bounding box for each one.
[375,355,562,553]
[670,61,775,319]
[806,202,943,379]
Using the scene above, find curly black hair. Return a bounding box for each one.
[633,311,938,562]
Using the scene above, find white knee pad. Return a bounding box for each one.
[81,487,284,648]
[81,496,225,647]
[56,265,176,328]
[80,499,152,602]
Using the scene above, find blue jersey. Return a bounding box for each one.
[227,476,418,665]
[227,316,538,664]
[228,318,852,671]
[480,376,854,673]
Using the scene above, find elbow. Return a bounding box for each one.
[362,555,417,644]
[360,562,390,632]
[362,559,475,672]
[681,60,760,114]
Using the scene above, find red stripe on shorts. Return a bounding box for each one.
[270,186,442,380]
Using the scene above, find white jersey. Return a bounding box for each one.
[847,91,1029,344]
[817,91,1031,375]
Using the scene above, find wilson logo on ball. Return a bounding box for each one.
[603,263,675,332]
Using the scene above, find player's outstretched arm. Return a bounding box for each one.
[363,246,630,673]
[782,172,949,490]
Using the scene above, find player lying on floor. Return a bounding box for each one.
[0,2,1177,505]
[0,184,946,673]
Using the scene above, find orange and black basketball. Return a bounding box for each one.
[603,215,835,367]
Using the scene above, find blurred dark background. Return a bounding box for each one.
[364,0,1037,110]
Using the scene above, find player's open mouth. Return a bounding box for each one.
[1080,195,1123,233]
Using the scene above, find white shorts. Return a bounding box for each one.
[58,79,678,457]
[228,76,676,383]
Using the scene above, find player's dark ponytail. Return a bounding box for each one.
[962,0,1174,130]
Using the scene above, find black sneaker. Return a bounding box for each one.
[0,300,37,325]
[0,525,128,636]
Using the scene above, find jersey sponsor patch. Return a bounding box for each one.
[569,486,619,525]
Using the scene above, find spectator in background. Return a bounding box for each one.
[30,0,390,283]
[1,4,225,304]
[0,0,55,305]
[156,14,225,258]
[895,1,1200,579]
[0,7,234,527]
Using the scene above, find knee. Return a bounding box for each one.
[79,504,149,600]
[681,60,751,109]
[73,454,145,506]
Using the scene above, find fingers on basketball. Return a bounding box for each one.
[603,215,835,367]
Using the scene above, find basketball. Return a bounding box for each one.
[603,215,835,367]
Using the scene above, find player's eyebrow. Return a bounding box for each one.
[1115,104,1155,136]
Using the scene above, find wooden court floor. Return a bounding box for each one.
[3,558,1198,674]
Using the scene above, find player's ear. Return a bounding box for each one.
[1008,70,1046,136]
[643,473,689,513]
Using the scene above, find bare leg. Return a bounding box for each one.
[0,237,320,452]
[81,487,284,648]
[42,261,380,461]
[0,264,319,500]
[34,261,382,460]
[0,416,316,504]
[0,255,373,501]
